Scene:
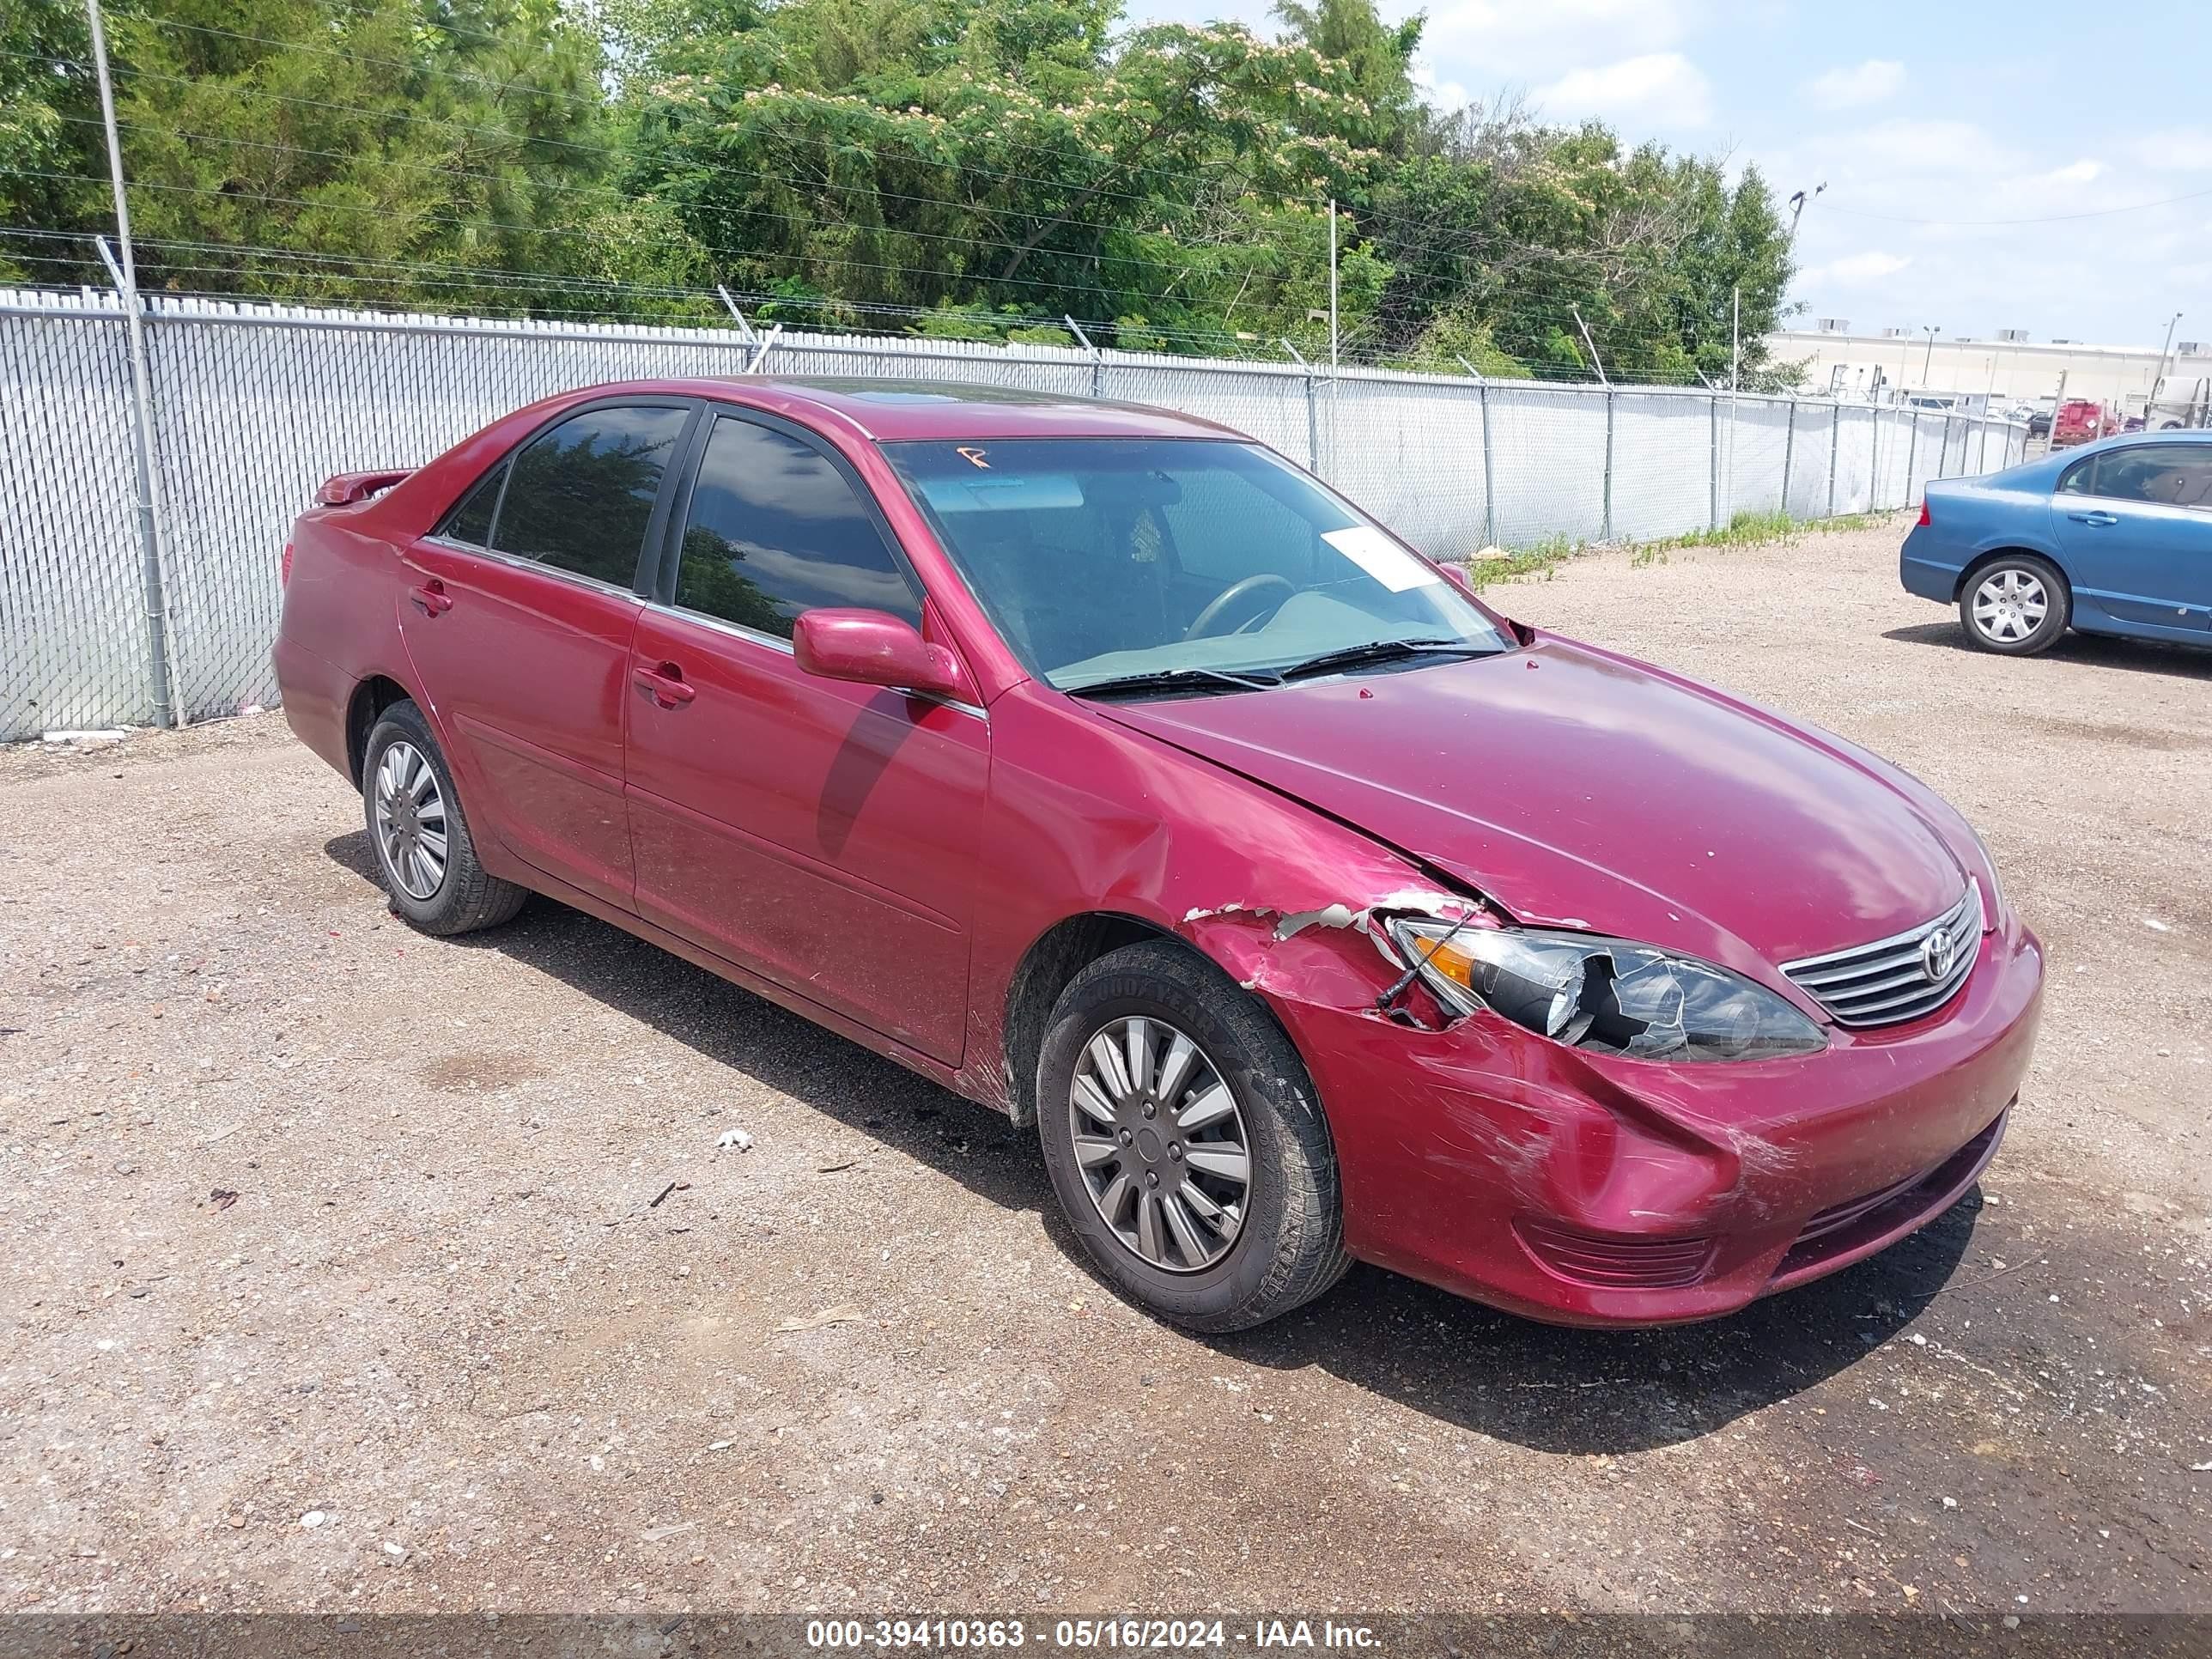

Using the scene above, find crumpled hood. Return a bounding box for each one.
[1095,634,1970,975]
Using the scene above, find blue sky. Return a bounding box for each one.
[1129,0,2212,349]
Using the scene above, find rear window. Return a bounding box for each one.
[440,462,505,545]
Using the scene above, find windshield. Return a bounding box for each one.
[883,439,1510,691]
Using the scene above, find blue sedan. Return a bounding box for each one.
[1900,429,2212,654]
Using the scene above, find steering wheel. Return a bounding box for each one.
[1184,574,1294,641]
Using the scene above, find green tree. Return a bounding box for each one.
[1,0,1793,376]
[621,0,1396,347]
[1270,0,1423,151]
[0,0,105,283]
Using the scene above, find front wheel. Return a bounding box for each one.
[1036,940,1351,1333]
[361,699,527,935]
[1960,555,2069,655]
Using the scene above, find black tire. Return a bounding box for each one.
[360,698,526,935]
[1959,554,2069,656]
[1036,940,1351,1333]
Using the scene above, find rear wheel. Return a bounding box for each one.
[1036,940,1351,1333]
[1960,555,2069,655]
[361,699,526,935]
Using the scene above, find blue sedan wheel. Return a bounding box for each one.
[1961,555,2069,656]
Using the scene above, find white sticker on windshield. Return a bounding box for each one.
[1322,526,1442,592]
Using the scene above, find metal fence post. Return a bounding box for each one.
[745,323,782,374]
[1064,314,1102,398]
[1707,392,1720,530]
[1904,411,1918,502]
[1280,341,1319,474]
[1478,379,1497,549]
[87,0,177,728]
[1826,404,1840,520]
[1868,408,1882,510]
[1603,387,1617,540]
[1781,399,1796,516]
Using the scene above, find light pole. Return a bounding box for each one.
[1921,325,1941,387]
[1786,182,1826,242]
[2154,310,2182,393]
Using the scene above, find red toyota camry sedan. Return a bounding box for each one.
[274,379,2043,1333]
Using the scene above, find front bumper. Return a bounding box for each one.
[1285,910,2043,1327]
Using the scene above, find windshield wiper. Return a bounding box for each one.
[1273,637,1500,682]
[1063,665,1284,700]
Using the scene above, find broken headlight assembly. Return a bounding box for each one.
[1384,918,1826,1062]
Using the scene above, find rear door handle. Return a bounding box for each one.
[632,662,696,707]
[410,579,453,615]
[2068,510,2118,526]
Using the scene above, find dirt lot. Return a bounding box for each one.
[3,515,2207,1619]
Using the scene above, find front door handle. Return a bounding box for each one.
[2068,510,2118,526]
[632,662,696,707]
[410,579,453,615]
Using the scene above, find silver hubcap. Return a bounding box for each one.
[1069,1015,1249,1273]
[1972,568,2048,643]
[372,740,448,901]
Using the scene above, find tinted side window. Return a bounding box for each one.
[493,406,689,587]
[2056,458,2094,496]
[675,418,920,637]
[2090,447,2212,508]
[441,461,506,545]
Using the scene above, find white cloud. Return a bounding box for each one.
[1413,62,1469,114]
[2047,159,2104,185]
[1803,251,1912,286]
[1804,59,1905,111]
[1534,53,1712,129]
[1422,0,1694,77]
[2131,127,2212,172]
[1838,118,2020,178]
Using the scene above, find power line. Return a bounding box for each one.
[54,23,1596,275]
[0,223,1328,355]
[129,15,1300,207]
[36,112,1276,290]
[4,41,1661,282]
[1823,185,2212,227]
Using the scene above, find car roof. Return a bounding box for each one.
[650,376,1250,443]
[2065,428,2211,454]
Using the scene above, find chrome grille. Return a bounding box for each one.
[1782,884,1981,1029]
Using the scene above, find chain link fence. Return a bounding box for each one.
[0,287,2029,740]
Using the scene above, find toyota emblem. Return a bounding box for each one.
[1920,928,1956,983]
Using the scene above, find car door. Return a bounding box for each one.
[2051,444,2212,636]
[398,399,698,910]
[623,409,987,1062]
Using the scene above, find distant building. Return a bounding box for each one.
[1765,326,2204,406]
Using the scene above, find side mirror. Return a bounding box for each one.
[793,609,973,703]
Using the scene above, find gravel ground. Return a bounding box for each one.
[3,514,2207,1618]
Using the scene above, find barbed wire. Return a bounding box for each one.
[4,219,1747,382]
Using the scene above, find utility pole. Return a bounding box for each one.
[1786,183,1826,242]
[1921,324,1941,387]
[1730,285,1741,392]
[1327,198,1339,481]
[2154,310,2182,394]
[86,0,177,729]
[1327,198,1339,380]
